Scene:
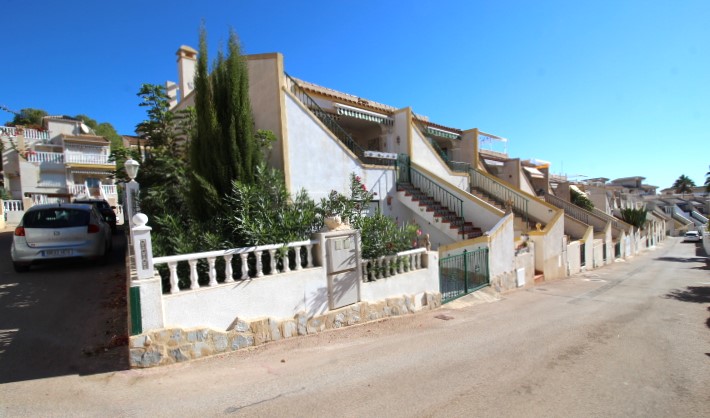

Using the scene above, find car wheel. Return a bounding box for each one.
[13,262,30,273]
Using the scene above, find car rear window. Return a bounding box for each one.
[76,200,110,210]
[23,208,90,228]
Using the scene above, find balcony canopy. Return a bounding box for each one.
[334,103,394,126]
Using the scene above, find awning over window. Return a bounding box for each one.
[426,126,461,140]
[524,166,544,178]
[69,169,113,176]
[483,159,504,166]
[334,103,394,125]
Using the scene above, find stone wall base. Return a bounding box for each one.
[129,292,442,368]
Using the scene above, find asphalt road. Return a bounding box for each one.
[0,228,129,384]
[1,236,708,417]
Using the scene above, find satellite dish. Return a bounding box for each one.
[80,123,90,134]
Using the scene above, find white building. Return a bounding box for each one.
[1,117,117,210]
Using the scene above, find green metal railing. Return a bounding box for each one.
[439,248,489,303]
[469,169,529,225]
[410,168,464,222]
[396,154,466,238]
[285,73,394,166]
[397,157,462,216]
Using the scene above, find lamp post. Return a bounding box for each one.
[125,158,140,182]
[124,158,141,243]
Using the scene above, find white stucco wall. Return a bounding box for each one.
[529,212,567,280]
[162,267,329,330]
[487,215,516,282]
[565,215,591,240]
[157,257,442,332]
[283,91,396,203]
[247,54,285,172]
[410,125,468,191]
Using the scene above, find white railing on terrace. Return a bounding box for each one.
[64,153,113,165]
[101,184,117,196]
[70,184,86,195]
[361,248,427,282]
[3,200,23,212]
[153,240,318,294]
[27,151,64,163]
[477,130,508,155]
[0,126,49,141]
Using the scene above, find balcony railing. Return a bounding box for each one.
[0,126,50,141]
[477,130,508,156]
[3,200,24,212]
[544,193,613,232]
[27,151,64,163]
[284,73,393,167]
[64,153,113,165]
[68,184,116,198]
[70,184,86,195]
[469,169,529,225]
[102,185,117,196]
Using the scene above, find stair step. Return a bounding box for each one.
[401,182,483,242]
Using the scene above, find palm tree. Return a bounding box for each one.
[672,174,696,197]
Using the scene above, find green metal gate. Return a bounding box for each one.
[396,153,411,184]
[439,248,489,303]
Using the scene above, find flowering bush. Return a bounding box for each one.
[360,212,420,259]
[319,173,375,230]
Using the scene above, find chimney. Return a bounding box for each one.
[165,81,178,108]
[176,45,198,101]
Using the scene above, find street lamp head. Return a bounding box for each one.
[124,158,140,181]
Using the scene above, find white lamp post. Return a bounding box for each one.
[124,158,141,242]
[125,158,140,182]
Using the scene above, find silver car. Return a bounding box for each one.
[683,231,701,242]
[11,203,113,272]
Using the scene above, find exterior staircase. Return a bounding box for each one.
[470,187,535,233]
[399,183,483,239]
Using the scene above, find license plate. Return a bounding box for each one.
[44,249,73,257]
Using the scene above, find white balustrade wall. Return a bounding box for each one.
[153,240,317,294]
[27,151,64,163]
[132,219,440,332]
[361,248,427,281]
[3,200,24,212]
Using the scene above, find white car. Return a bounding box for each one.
[11,203,113,272]
[683,231,701,242]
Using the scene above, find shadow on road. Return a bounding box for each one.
[0,230,130,383]
[664,286,710,304]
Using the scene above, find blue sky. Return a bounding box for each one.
[2,0,708,190]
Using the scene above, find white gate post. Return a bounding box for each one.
[130,213,164,333]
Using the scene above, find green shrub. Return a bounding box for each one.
[620,207,647,229]
[570,188,594,211]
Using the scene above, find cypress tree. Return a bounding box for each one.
[190,26,260,220]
